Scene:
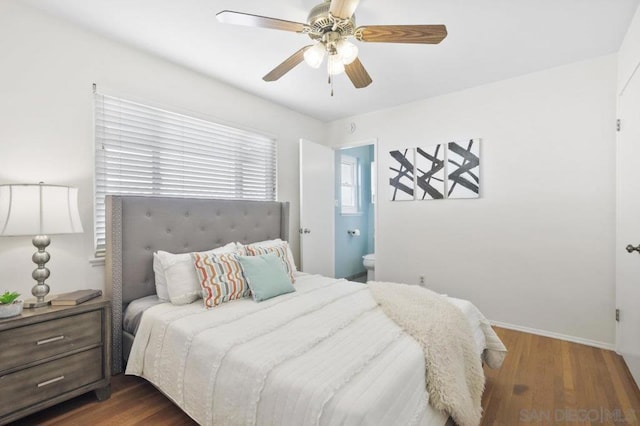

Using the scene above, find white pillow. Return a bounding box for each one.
[243,239,297,271]
[157,242,239,305]
[243,239,298,283]
[152,253,169,301]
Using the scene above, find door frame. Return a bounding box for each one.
[333,138,379,277]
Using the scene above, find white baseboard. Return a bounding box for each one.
[490,320,615,351]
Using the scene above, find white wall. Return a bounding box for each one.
[0,0,325,296]
[327,55,618,345]
[619,4,640,91]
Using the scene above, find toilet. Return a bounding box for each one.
[363,253,375,282]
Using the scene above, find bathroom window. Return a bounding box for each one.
[341,155,360,214]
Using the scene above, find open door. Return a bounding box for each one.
[299,139,335,276]
[616,69,640,387]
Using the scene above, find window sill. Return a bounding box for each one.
[341,212,364,217]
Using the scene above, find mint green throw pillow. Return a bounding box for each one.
[238,253,295,302]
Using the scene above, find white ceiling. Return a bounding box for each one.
[24,0,640,121]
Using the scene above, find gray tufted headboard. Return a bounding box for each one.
[105,195,290,374]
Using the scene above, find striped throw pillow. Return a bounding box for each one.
[245,241,296,283]
[192,252,251,308]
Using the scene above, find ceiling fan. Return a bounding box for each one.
[216,0,447,93]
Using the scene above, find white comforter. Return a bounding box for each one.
[126,274,500,426]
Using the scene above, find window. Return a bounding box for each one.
[340,155,360,214]
[94,93,276,254]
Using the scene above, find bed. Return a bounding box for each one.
[106,195,505,426]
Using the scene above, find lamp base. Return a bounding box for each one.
[30,234,52,309]
[24,298,52,309]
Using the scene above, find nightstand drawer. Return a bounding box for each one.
[0,347,103,418]
[0,310,102,372]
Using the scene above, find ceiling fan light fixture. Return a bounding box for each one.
[327,53,345,75]
[217,2,448,90]
[336,39,358,64]
[304,42,326,69]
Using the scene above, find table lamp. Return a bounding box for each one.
[0,183,83,308]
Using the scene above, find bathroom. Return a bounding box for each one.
[334,143,376,282]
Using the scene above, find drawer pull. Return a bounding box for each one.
[36,335,65,345]
[37,375,65,388]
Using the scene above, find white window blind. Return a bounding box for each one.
[94,93,277,253]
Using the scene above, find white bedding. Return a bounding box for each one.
[126,273,499,426]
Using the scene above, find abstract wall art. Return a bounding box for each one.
[447,139,480,199]
[415,144,445,200]
[388,139,480,203]
[389,149,415,201]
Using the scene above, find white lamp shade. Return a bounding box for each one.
[304,43,326,69]
[0,184,83,236]
[336,39,358,64]
[328,53,345,75]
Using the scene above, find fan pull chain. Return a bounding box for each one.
[329,74,334,97]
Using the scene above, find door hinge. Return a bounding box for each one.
[616,308,620,322]
[617,119,621,132]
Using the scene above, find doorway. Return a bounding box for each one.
[334,142,376,282]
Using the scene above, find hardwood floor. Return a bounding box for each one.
[10,327,640,425]
[482,328,640,425]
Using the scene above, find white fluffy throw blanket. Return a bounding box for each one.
[368,282,503,426]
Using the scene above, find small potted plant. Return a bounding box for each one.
[0,291,23,319]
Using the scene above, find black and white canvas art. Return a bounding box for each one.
[389,149,415,201]
[416,144,445,200]
[447,139,480,199]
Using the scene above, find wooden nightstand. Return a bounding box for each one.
[0,297,111,425]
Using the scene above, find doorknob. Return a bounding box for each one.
[626,244,640,253]
[299,228,311,234]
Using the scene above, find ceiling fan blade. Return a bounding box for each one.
[217,10,308,33]
[356,25,448,44]
[329,0,360,19]
[263,46,312,82]
[345,58,372,88]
